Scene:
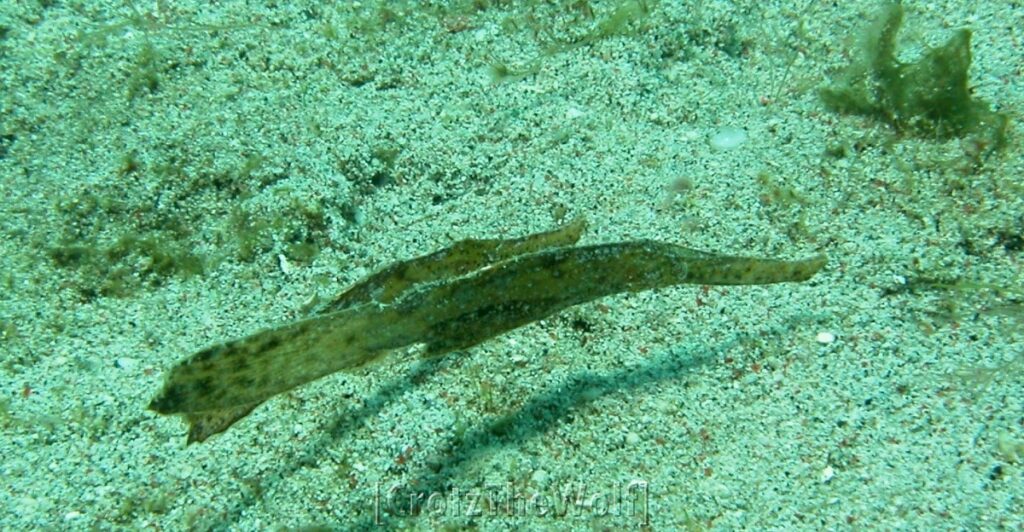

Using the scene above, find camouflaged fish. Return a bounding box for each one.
[149,218,826,443]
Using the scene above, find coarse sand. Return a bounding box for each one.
[0,1,1021,529]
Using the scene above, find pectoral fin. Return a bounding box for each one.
[183,402,261,444]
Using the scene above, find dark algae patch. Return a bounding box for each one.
[820,2,1009,157]
[149,219,826,444]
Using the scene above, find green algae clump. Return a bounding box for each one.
[820,2,1008,154]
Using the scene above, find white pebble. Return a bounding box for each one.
[820,465,835,483]
[115,357,137,370]
[816,331,836,344]
[564,106,585,120]
[709,126,748,151]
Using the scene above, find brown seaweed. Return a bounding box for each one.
[149,218,826,443]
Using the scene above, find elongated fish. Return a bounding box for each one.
[149,218,826,443]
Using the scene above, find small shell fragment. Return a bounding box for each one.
[278,254,292,275]
[816,331,836,344]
